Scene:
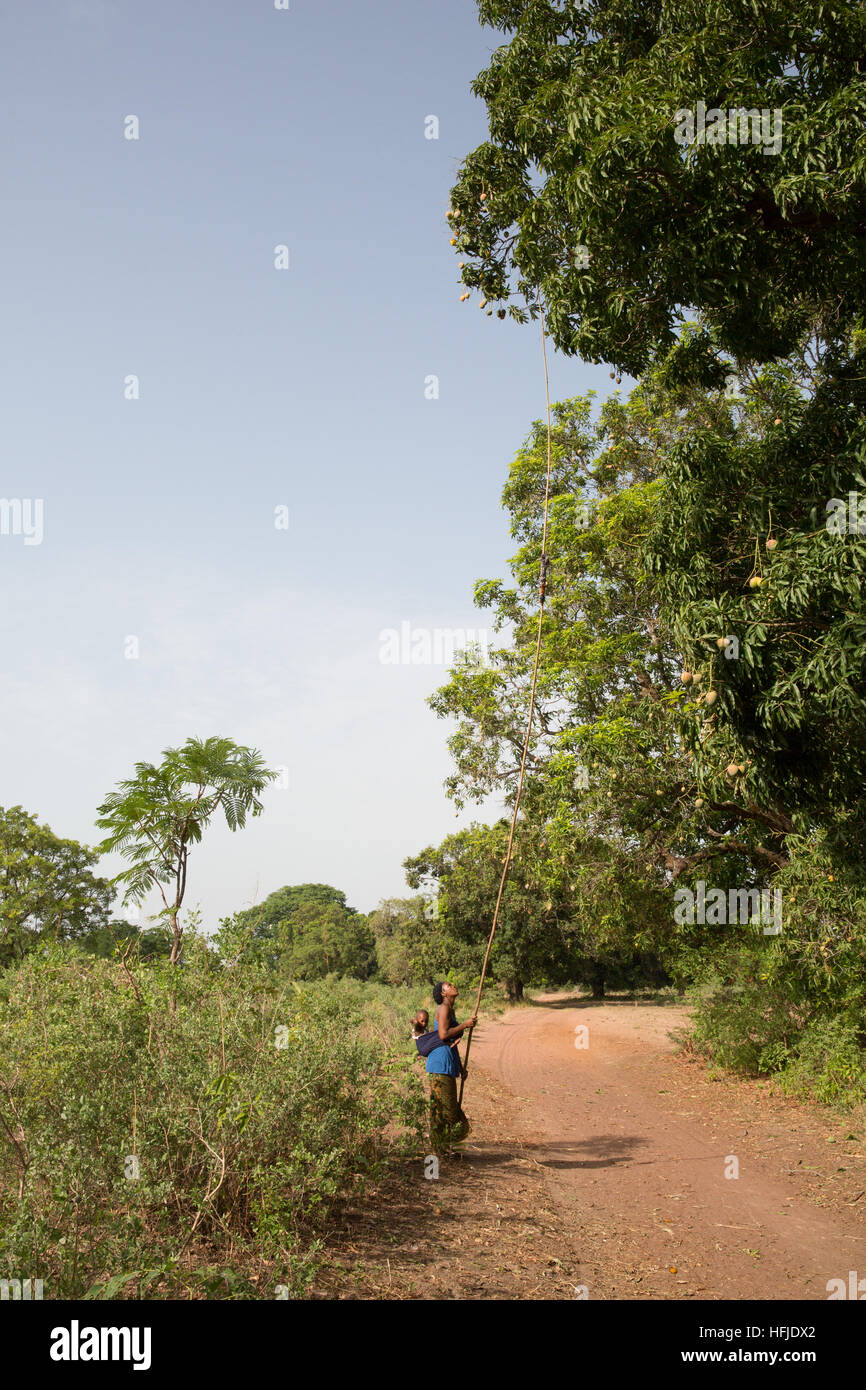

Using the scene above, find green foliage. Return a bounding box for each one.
[687,957,813,1076]
[0,950,424,1299]
[218,885,376,981]
[452,1,866,371]
[687,957,866,1106]
[97,736,277,964]
[405,820,670,1000]
[678,826,866,1100]
[642,333,866,840]
[0,805,112,968]
[368,897,445,987]
[427,393,789,945]
[424,378,866,1099]
[76,920,173,962]
[778,1017,866,1106]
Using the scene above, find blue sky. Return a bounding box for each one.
[0,0,617,926]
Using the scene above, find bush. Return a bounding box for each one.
[688,954,811,1076]
[0,948,425,1299]
[778,1015,866,1107]
[671,827,866,1106]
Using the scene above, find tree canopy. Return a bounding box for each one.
[0,805,112,967]
[222,884,377,981]
[405,820,670,1000]
[97,736,277,964]
[643,331,866,841]
[450,1,866,372]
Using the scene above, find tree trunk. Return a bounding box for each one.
[168,912,183,965]
[505,977,523,1002]
[589,964,605,1000]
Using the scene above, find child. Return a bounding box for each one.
[410,1009,430,1039]
[411,1006,461,1061]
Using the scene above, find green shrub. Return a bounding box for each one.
[777,1016,866,1107]
[0,949,425,1299]
[672,829,866,1106]
[688,958,811,1076]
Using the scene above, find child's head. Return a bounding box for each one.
[410,1009,429,1036]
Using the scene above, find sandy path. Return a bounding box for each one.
[469,995,866,1299]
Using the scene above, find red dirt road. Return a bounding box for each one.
[469,995,866,1300]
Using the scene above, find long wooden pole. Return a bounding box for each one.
[459,299,554,1106]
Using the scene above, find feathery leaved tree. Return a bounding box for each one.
[96,736,277,964]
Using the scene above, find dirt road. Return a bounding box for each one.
[316,993,866,1300]
[469,995,866,1299]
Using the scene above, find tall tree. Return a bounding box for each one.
[450,1,866,372]
[0,805,112,966]
[405,821,669,1000]
[96,736,277,964]
[369,896,443,987]
[642,331,866,844]
[429,392,789,889]
[221,884,376,981]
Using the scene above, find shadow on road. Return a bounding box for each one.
[525,994,683,1010]
[467,1133,647,1171]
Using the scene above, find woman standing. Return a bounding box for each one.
[426,980,476,1150]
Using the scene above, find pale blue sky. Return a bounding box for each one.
[0,0,617,925]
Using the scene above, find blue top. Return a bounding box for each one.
[426,1010,463,1077]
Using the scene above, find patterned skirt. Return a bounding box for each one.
[428,1073,471,1149]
